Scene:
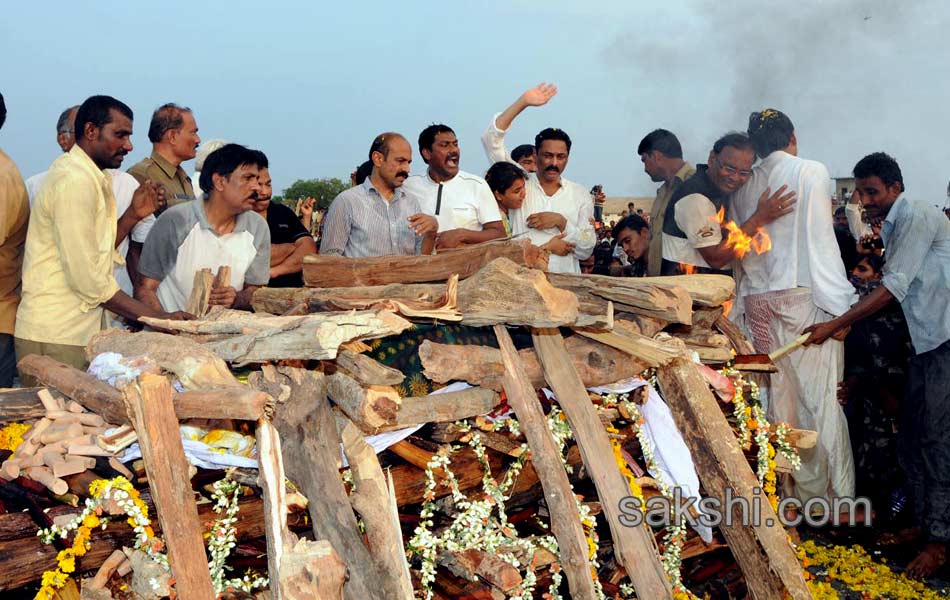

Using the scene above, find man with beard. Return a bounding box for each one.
[660,132,795,275]
[637,128,696,276]
[729,110,857,508]
[136,144,271,312]
[402,124,504,249]
[320,133,437,257]
[483,84,596,273]
[806,152,950,578]
[249,151,316,287]
[14,96,188,374]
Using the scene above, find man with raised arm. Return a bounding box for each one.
[481,84,595,273]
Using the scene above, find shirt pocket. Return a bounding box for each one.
[451,206,479,230]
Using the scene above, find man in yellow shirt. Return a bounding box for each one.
[14,95,190,376]
[0,92,30,387]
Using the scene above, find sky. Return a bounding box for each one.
[2,0,949,207]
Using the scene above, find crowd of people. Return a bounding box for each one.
[0,83,948,577]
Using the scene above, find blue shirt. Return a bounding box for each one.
[880,196,950,354]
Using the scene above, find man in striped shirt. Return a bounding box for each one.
[320,133,437,257]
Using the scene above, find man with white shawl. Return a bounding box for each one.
[728,109,856,507]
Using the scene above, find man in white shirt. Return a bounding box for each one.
[482,83,596,273]
[729,109,857,506]
[402,124,505,249]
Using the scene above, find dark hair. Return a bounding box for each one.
[712,132,755,155]
[834,206,846,218]
[74,95,133,141]
[511,144,535,162]
[418,124,454,163]
[147,103,191,143]
[535,128,572,153]
[637,128,683,159]
[612,214,649,240]
[853,152,904,192]
[199,143,260,194]
[0,93,5,130]
[858,253,885,274]
[368,132,405,160]
[57,106,79,135]
[249,149,269,169]
[747,109,794,159]
[485,161,526,194]
[354,160,373,185]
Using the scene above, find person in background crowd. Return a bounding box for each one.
[250,151,316,287]
[638,128,696,276]
[834,205,860,272]
[510,144,536,172]
[484,161,526,236]
[350,159,373,186]
[730,110,856,507]
[0,92,30,386]
[611,213,650,277]
[483,83,595,273]
[15,96,187,376]
[192,139,229,199]
[661,132,794,275]
[806,152,950,578]
[403,124,504,249]
[320,133,437,257]
[137,143,271,312]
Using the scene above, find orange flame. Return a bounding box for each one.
[678,263,697,275]
[714,207,771,259]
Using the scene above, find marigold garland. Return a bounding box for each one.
[0,421,31,452]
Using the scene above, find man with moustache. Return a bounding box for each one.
[136,144,271,313]
[14,96,187,374]
[660,132,796,275]
[249,151,316,287]
[637,128,696,276]
[484,84,596,273]
[320,133,437,257]
[402,124,504,249]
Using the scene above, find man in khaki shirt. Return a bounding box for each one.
[638,129,696,276]
[14,95,189,377]
[126,103,200,285]
[0,93,30,386]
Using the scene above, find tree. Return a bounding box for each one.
[282,178,349,210]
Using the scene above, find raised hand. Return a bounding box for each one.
[130,180,164,220]
[522,82,558,107]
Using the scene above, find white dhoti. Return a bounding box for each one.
[744,287,854,503]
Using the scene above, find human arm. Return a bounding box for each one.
[298,197,315,232]
[270,243,296,265]
[270,236,318,278]
[482,83,557,164]
[803,285,894,344]
[318,194,351,256]
[435,221,506,249]
[116,180,161,249]
[696,186,796,269]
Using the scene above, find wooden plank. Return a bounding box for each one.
[493,325,597,599]
[186,268,214,317]
[532,329,672,599]
[656,358,811,600]
[547,272,694,324]
[335,348,405,386]
[123,374,215,600]
[302,238,546,287]
[252,283,448,315]
[0,388,51,422]
[278,538,347,600]
[573,328,684,368]
[256,418,290,600]
[258,366,388,600]
[387,387,500,430]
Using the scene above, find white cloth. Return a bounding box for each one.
[402,170,502,233]
[728,151,856,317]
[845,202,871,240]
[661,193,723,268]
[481,112,517,166]
[744,288,854,502]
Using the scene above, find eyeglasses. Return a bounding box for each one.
[714,156,753,178]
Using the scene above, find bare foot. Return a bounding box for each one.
[879,526,922,546]
[905,542,947,579]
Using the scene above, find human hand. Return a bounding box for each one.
[802,321,840,346]
[208,285,237,308]
[299,197,315,218]
[161,310,196,321]
[129,180,164,220]
[753,185,796,226]
[527,211,567,231]
[408,213,439,237]
[522,82,558,107]
[435,228,468,249]
[543,232,575,256]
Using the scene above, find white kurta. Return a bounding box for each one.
[729,150,856,503]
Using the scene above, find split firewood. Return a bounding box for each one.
[573,328,684,368]
[614,315,669,338]
[326,372,400,433]
[335,348,405,386]
[315,274,462,322]
[439,548,523,594]
[253,282,448,315]
[383,387,500,431]
[0,387,51,422]
[301,237,546,287]
[88,549,127,590]
[24,466,68,495]
[37,388,64,412]
[673,330,731,349]
[547,271,694,325]
[278,538,348,600]
[186,268,214,317]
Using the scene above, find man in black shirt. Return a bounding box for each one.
[250,152,317,287]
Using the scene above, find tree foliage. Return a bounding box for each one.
[282,178,349,210]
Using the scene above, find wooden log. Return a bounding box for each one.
[532,329,672,599]
[547,272,694,325]
[143,309,413,363]
[302,238,546,287]
[186,268,214,317]
[493,325,597,599]
[23,466,68,495]
[0,388,50,422]
[256,418,291,600]
[454,258,578,327]
[326,373,400,434]
[419,335,648,392]
[714,314,756,354]
[637,274,735,307]
[339,419,414,599]
[305,273,462,322]
[37,388,64,412]
[440,548,523,594]
[123,374,215,600]
[278,538,348,600]
[87,329,238,389]
[335,348,405,386]
[656,358,811,600]
[614,315,668,338]
[673,330,731,349]
[386,387,500,430]
[213,265,231,290]
[262,366,388,600]
[573,329,684,368]
[253,283,447,315]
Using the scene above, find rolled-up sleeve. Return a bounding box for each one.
[244,216,272,286]
[319,193,351,256]
[50,177,119,310]
[481,113,512,165]
[881,207,939,302]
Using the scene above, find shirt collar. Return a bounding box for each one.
[529,172,565,195]
[362,177,406,202]
[150,150,183,180]
[191,197,250,234]
[68,145,109,185]
[884,194,908,227]
[760,150,792,169]
[425,169,458,185]
[674,161,694,182]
